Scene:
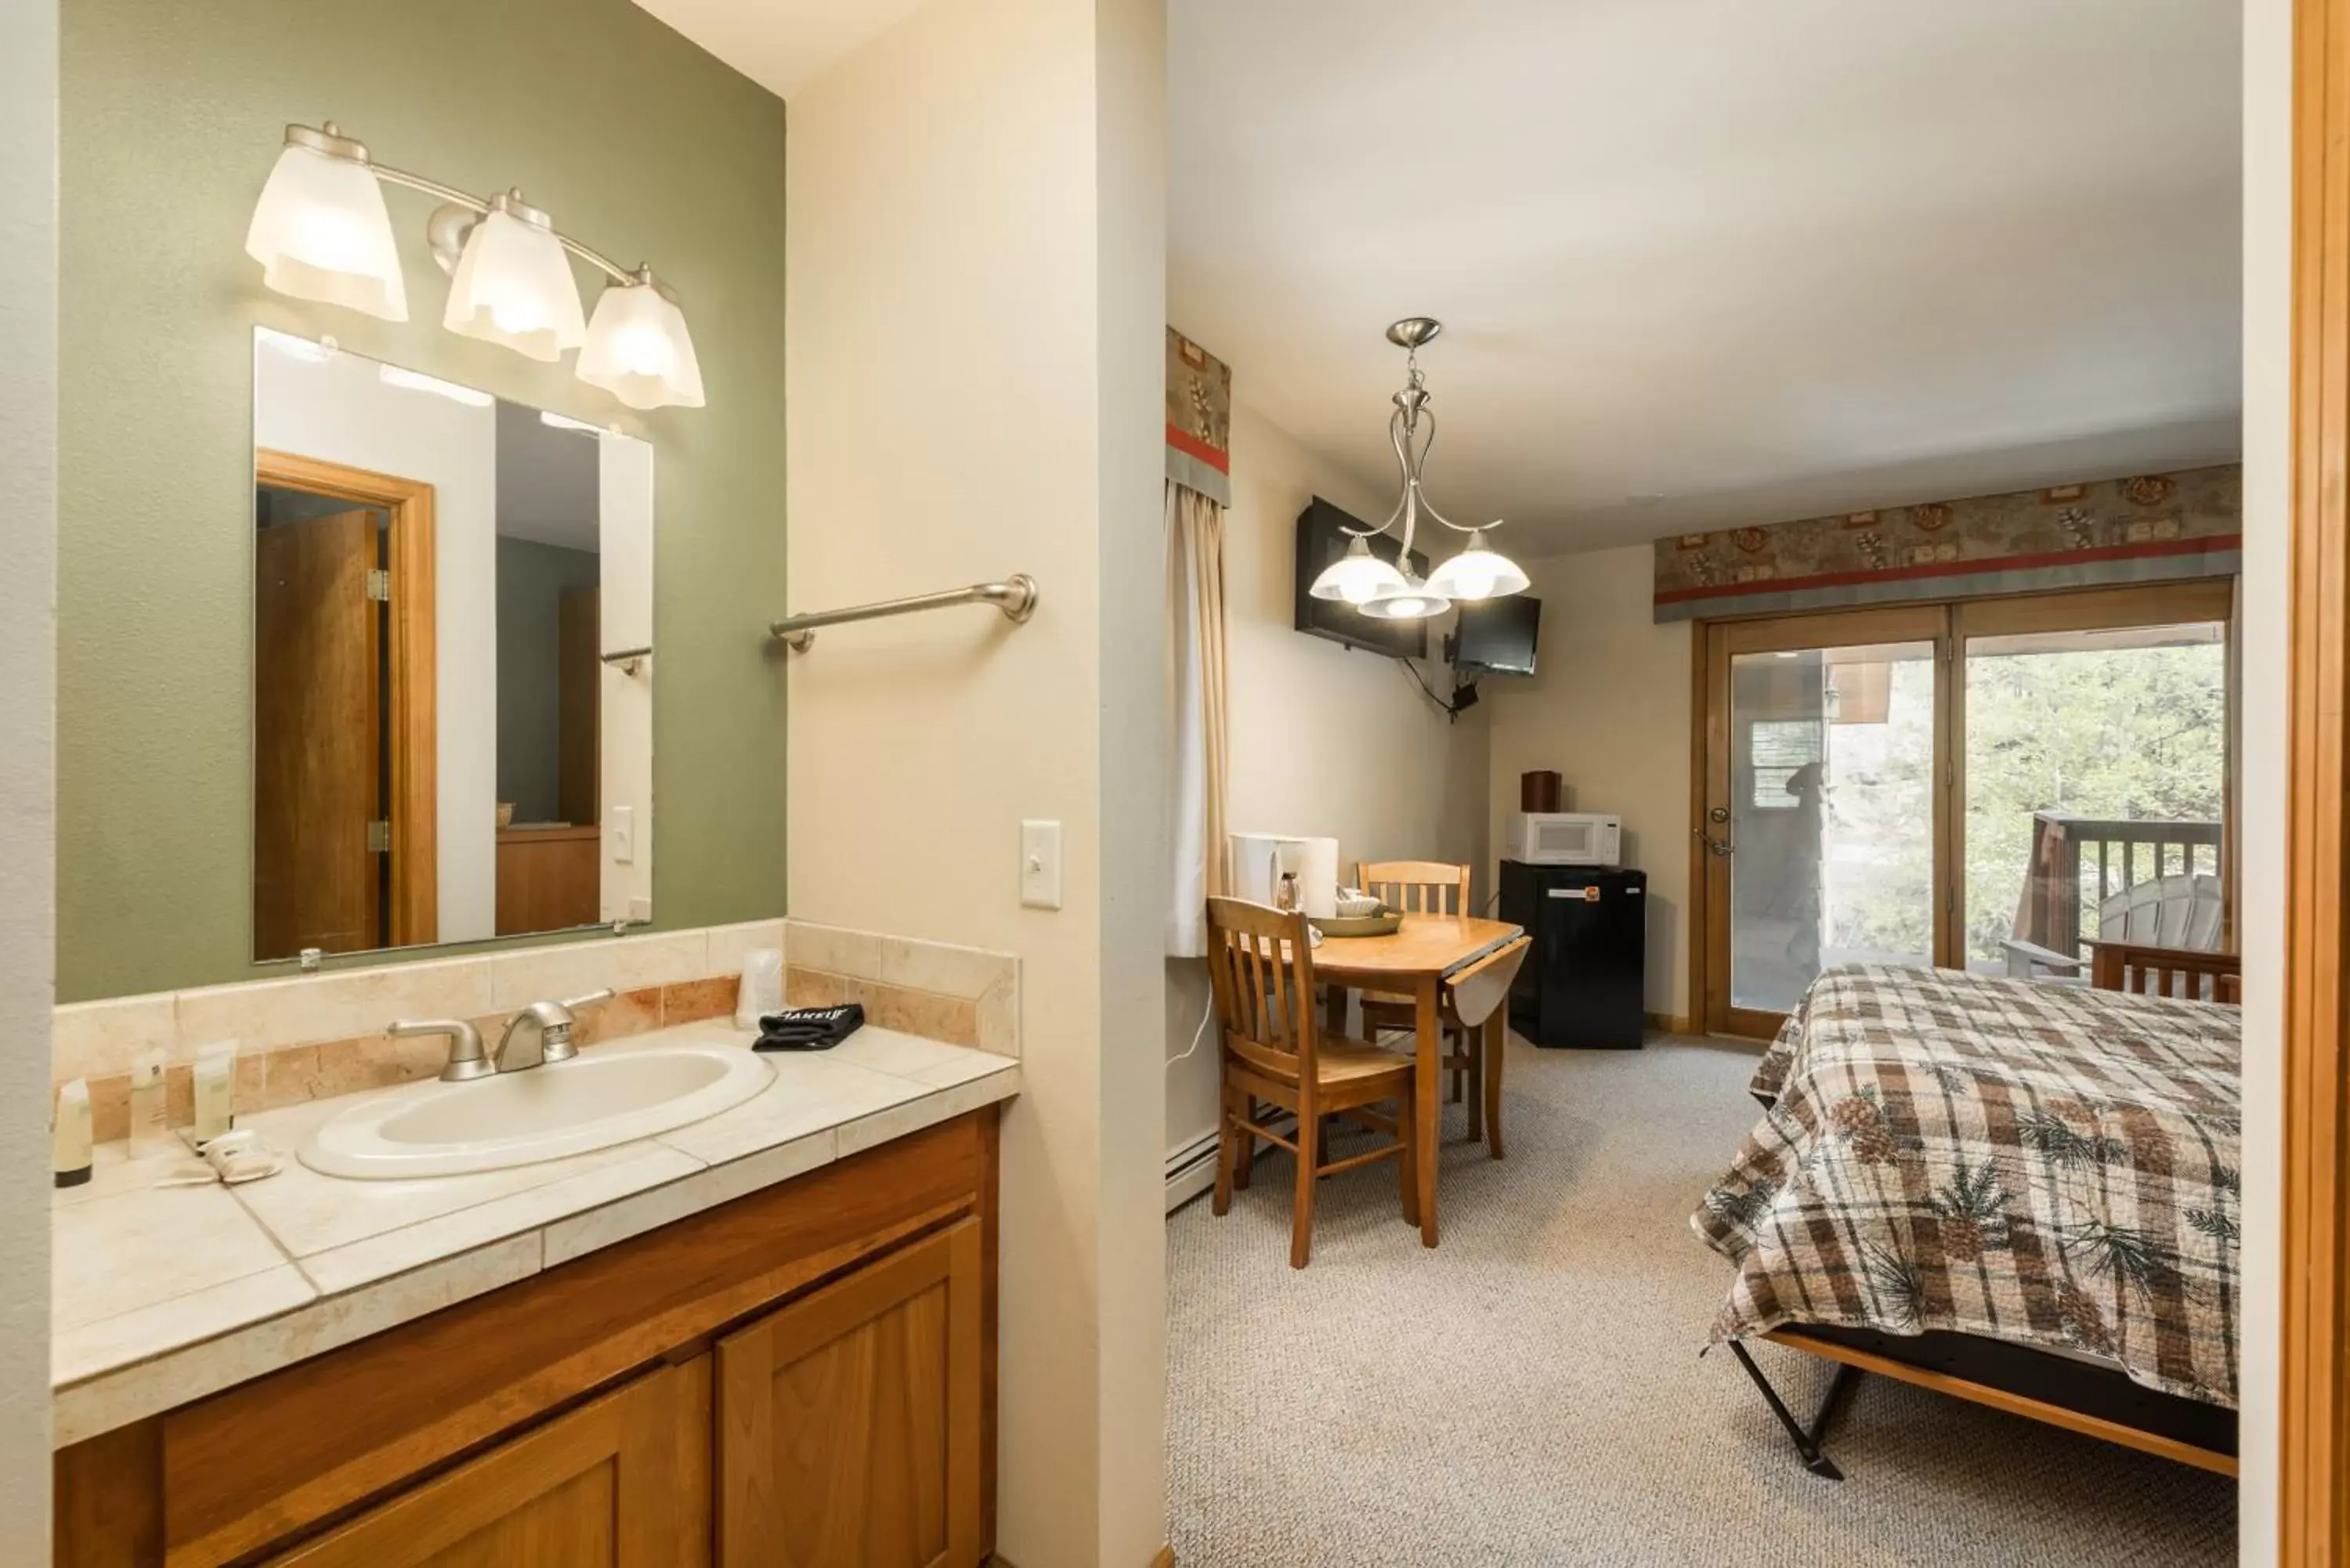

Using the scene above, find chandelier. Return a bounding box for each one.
[1307,318,1528,620]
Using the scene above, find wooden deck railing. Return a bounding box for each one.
[2088,940,2242,1004]
[2012,811,2223,961]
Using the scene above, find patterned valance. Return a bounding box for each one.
[1651,464,2241,623]
[1166,327,1232,507]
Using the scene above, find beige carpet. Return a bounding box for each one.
[1166,1034,2236,1567]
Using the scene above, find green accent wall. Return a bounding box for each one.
[59,0,789,1001]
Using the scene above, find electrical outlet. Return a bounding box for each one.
[1021,819,1062,910]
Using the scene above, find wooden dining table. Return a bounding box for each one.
[1312,913,1528,1248]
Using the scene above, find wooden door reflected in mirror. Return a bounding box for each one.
[253,452,436,960]
[251,332,656,962]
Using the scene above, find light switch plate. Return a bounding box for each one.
[610,805,635,865]
[1020,819,1062,910]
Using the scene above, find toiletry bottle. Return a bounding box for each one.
[193,1041,237,1146]
[52,1079,92,1188]
[128,1049,170,1161]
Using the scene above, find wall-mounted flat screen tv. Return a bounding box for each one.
[1454,594,1541,677]
[1292,497,1429,659]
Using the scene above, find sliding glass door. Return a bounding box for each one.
[1697,583,2234,1038]
[1700,605,1950,1038]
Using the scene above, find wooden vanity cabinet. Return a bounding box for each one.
[55,1107,1000,1568]
[716,1219,984,1568]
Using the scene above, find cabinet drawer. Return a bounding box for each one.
[716,1219,983,1568]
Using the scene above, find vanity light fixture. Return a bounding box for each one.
[1306,318,1527,620]
[244,122,706,410]
[441,192,587,361]
[244,125,407,321]
[577,270,705,410]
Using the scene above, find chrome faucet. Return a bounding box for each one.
[496,990,615,1071]
[389,989,614,1082]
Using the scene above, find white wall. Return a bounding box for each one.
[1480,544,1694,1023]
[2236,0,2287,1559]
[783,1,1166,1563]
[255,347,499,942]
[1163,400,1482,1162]
[598,436,654,924]
[0,0,57,1544]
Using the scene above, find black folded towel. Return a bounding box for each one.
[754,1003,865,1052]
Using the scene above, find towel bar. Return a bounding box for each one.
[770,574,1038,653]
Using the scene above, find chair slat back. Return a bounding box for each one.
[2099,871,2225,952]
[1205,897,1320,1084]
[1358,860,1472,916]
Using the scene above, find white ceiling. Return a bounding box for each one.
[633,0,927,98]
[1171,0,2243,555]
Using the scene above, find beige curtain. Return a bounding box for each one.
[1167,482,1230,956]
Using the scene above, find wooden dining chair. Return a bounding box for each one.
[1206,896,1419,1268]
[1353,861,1497,1153]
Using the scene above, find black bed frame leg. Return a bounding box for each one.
[1726,1340,1861,1481]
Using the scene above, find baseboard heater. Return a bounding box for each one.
[1163,1114,1298,1215]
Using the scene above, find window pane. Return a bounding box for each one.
[1729,641,1936,1012]
[1962,620,2227,977]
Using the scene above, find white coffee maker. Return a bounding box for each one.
[1227,833,1340,919]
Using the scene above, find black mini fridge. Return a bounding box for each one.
[1499,861,1647,1050]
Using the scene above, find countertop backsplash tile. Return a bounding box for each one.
[783,918,1020,1060]
[50,917,1024,1134]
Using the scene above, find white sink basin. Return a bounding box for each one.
[301,1044,774,1180]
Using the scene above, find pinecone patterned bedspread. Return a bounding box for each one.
[1690,964,2242,1408]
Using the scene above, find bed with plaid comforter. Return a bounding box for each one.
[1690,964,2242,1407]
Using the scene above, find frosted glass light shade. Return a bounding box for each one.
[1358,574,1452,620]
[244,143,407,322]
[577,278,706,410]
[1308,536,1410,605]
[1424,530,1530,602]
[443,207,586,362]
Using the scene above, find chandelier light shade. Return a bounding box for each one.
[442,196,588,362]
[1424,529,1531,602]
[1326,316,1528,621]
[577,272,706,410]
[243,128,407,322]
[1358,576,1452,621]
[1308,535,1411,605]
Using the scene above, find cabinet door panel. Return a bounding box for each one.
[264,1358,708,1568]
[718,1221,982,1568]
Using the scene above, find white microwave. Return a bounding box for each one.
[1506,811,1622,866]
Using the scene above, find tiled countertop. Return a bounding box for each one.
[52,1021,1018,1447]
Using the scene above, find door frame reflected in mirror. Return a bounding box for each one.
[254,447,439,957]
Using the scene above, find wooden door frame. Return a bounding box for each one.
[2283,0,2350,1554]
[1688,582,2239,1041]
[255,449,437,948]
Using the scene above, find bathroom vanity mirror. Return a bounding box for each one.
[251,328,654,962]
